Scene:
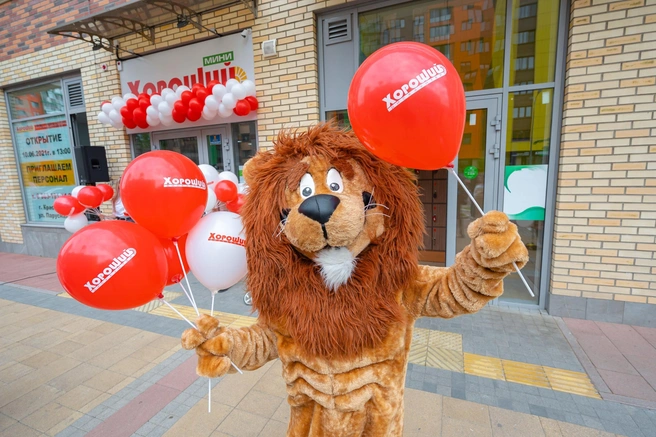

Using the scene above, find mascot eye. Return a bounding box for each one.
[300,173,315,199]
[326,168,344,193]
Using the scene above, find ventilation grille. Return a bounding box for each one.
[66,81,85,111]
[325,16,351,45]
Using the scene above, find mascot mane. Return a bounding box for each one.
[241,124,425,358]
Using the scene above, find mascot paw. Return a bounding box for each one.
[180,314,237,378]
[197,354,233,378]
[181,314,221,350]
[467,211,529,271]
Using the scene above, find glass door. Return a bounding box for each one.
[201,127,230,174]
[152,130,204,164]
[446,96,502,264]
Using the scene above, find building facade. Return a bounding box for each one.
[0,0,654,324]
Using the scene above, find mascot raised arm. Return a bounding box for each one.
[182,123,528,436]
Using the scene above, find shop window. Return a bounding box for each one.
[7,79,85,224]
[326,110,351,130]
[231,122,258,183]
[131,133,152,158]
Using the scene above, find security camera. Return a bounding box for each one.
[241,28,252,38]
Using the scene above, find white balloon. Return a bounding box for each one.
[176,85,190,97]
[201,109,216,120]
[111,119,124,129]
[225,79,240,92]
[218,103,233,118]
[205,95,219,110]
[146,114,160,126]
[64,213,88,233]
[108,110,121,123]
[205,188,217,214]
[161,88,174,97]
[146,106,159,117]
[158,102,172,116]
[199,164,220,185]
[212,84,227,101]
[97,112,111,125]
[165,92,178,105]
[186,212,247,291]
[150,94,163,107]
[101,102,113,115]
[218,171,239,186]
[123,93,137,101]
[71,185,85,198]
[241,80,256,97]
[231,84,247,100]
[160,115,174,126]
[222,93,237,109]
[237,183,248,194]
[111,97,125,110]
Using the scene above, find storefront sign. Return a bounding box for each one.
[120,33,256,132]
[13,115,76,223]
[503,165,548,221]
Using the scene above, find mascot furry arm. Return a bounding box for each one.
[182,124,528,437]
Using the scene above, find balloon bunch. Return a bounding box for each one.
[53,184,114,233]
[97,79,258,129]
[199,164,245,215]
[56,150,248,316]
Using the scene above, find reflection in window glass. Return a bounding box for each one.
[159,137,199,164]
[510,0,559,86]
[8,82,64,120]
[359,0,506,91]
[232,122,257,183]
[326,110,351,130]
[502,89,553,304]
[131,133,151,158]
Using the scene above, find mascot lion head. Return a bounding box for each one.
[241,124,424,358]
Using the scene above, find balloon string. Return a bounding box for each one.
[178,281,199,316]
[173,240,200,316]
[446,167,535,298]
[208,291,242,374]
[160,299,197,329]
[208,378,212,413]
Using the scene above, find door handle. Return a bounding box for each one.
[489,143,500,159]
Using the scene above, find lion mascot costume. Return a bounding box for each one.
[182,123,528,436]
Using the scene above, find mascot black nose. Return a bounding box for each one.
[298,194,340,225]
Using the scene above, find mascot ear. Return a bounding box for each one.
[243,150,275,186]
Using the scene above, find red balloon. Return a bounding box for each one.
[173,100,187,114]
[172,108,186,123]
[120,150,207,238]
[159,234,190,285]
[206,80,220,91]
[191,83,204,92]
[233,100,251,116]
[187,109,202,122]
[77,186,104,208]
[226,194,245,214]
[123,117,137,129]
[138,92,150,101]
[181,90,193,105]
[188,98,203,114]
[126,98,139,112]
[214,180,238,203]
[245,96,259,110]
[135,118,149,129]
[133,108,146,123]
[57,221,168,310]
[347,42,465,170]
[139,98,150,111]
[53,195,85,216]
[120,106,133,120]
[195,88,210,103]
[96,184,114,202]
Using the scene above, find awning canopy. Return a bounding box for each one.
[48,0,256,53]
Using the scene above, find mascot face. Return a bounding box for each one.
[280,157,385,290]
[241,124,424,357]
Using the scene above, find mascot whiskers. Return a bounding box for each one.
[182,123,528,436]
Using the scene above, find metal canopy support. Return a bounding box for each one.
[100,16,155,42]
[145,0,204,32]
[49,25,114,52]
[239,0,257,16]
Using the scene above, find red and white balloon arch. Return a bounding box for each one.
[97,79,258,130]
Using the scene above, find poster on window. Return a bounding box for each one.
[503,165,548,221]
[13,115,76,223]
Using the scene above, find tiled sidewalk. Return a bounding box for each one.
[2,252,656,436]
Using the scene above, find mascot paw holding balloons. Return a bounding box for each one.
[179,42,529,436]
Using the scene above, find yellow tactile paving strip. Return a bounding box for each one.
[57,291,600,399]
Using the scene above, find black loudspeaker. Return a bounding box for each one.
[75,146,110,184]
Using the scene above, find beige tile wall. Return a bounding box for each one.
[552,0,656,304]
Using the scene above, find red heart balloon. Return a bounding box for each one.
[77,186,104,208]
[57,221,168,310]
[53,195,85,216]
[214,180,238,203]
[96,184,114,202]
[347,42,465,170]
[159,234,190,285]
[245,96,259,110]
[120,106,132,120]
[120,150,207,238]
